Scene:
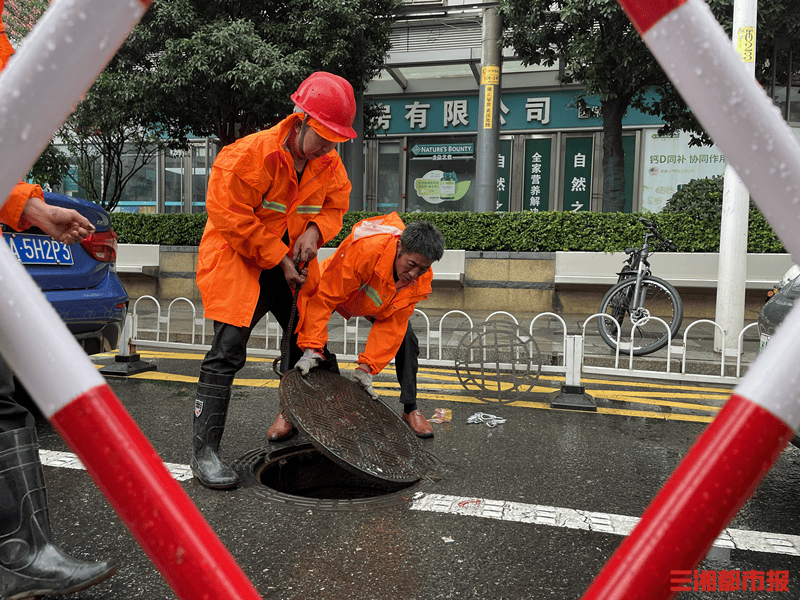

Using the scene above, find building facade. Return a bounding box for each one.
[54,0,799,216]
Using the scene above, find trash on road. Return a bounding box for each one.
[466,412,507,427]
[428,408,452,423]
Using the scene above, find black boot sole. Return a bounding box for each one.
[5,563,117,600]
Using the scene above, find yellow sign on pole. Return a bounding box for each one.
[481,66,500,86]
[483,85,494,129]
[737,27,755,63]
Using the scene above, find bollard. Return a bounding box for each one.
[550,335,595,411]
[99,313,157,376]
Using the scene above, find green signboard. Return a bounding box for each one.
[523,138,552,212]
[562,137,593,212]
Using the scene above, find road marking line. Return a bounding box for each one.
[410,492,800,556]
[40,449,194,481]
[93,355,728,421]
[40,448,799,556]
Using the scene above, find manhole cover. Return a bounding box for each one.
[455,321,542,403]
[278,368,429,488]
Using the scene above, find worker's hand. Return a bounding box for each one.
[20,199,95,245]
[295,348,325,376]
[279,255,307,290]
[353,364,378,399]
[293,223,321,265]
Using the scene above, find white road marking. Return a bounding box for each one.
[40,449,800,557]
[40,448,193,481]
[410,492,800,557]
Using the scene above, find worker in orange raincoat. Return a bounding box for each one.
[267,213,445,441]
[192,71,357,490]
[0,5,117,596]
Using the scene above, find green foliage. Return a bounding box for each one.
[2,0,50,44]
[111,208,785,254]
[111,213,208,245]
[27,143,70,190]
[129,0,401,146]
[660,175,784,252]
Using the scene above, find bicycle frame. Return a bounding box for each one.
[615,231,657,320]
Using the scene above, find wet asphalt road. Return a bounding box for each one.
[30,350,800,600]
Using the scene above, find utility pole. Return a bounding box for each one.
[343,94,365,211]
[474,5,502,213]
[714,0,757,353]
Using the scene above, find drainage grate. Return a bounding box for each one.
[232,436,443,511]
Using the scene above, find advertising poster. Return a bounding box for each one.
[641,130,726,213]
[407,137,476,212]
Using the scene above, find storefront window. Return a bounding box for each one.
[377,141,401,214]
[191,144,211,214]
[406,135,476,212]
[117,151,157,214]
[164,150,186,214]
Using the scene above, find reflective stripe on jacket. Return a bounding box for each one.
[197,113,351,327]
[296,212,432,374]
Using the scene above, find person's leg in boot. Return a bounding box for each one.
[191,368,237,489]
[396,323,433,438]
[193,273,274,488]
[0,425,116,598]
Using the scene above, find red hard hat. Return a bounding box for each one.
[291,72,357,141]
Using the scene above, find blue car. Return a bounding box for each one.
[1,191,128,355]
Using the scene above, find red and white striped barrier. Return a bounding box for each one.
[582,1,800,598]
[0,1,263,598]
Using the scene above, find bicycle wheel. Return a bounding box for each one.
[597,275,683,356]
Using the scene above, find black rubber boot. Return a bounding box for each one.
[0,427,116,599]
[191,371,239,489]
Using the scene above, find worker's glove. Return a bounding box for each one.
[353,365,378,399]
[295,348,325,376]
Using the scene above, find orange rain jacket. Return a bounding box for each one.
[296,212,433,375]
[197,113,351,327]
[0,5,45,230]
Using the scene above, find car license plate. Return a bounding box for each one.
[2,232,74,265]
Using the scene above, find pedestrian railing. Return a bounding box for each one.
[128,296,759,387]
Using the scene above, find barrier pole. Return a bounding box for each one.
[582,0,800,598]
[0,1,263,598]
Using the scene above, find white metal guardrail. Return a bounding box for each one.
[127,296,758,386]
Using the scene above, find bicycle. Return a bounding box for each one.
[597,217,683,356]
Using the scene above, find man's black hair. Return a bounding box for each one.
[399,220,445,262]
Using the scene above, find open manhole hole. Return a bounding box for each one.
[232,435,443,511]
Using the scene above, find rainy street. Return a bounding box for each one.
[31,349,800,600]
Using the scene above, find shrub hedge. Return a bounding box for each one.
[110,208,785,253]
[109,176,785,253]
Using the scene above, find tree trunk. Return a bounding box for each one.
[601,97,628,213]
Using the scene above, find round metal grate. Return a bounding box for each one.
[278,368,429,487]
[455,320,542,403]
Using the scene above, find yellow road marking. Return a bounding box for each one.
[95,350,729,424]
